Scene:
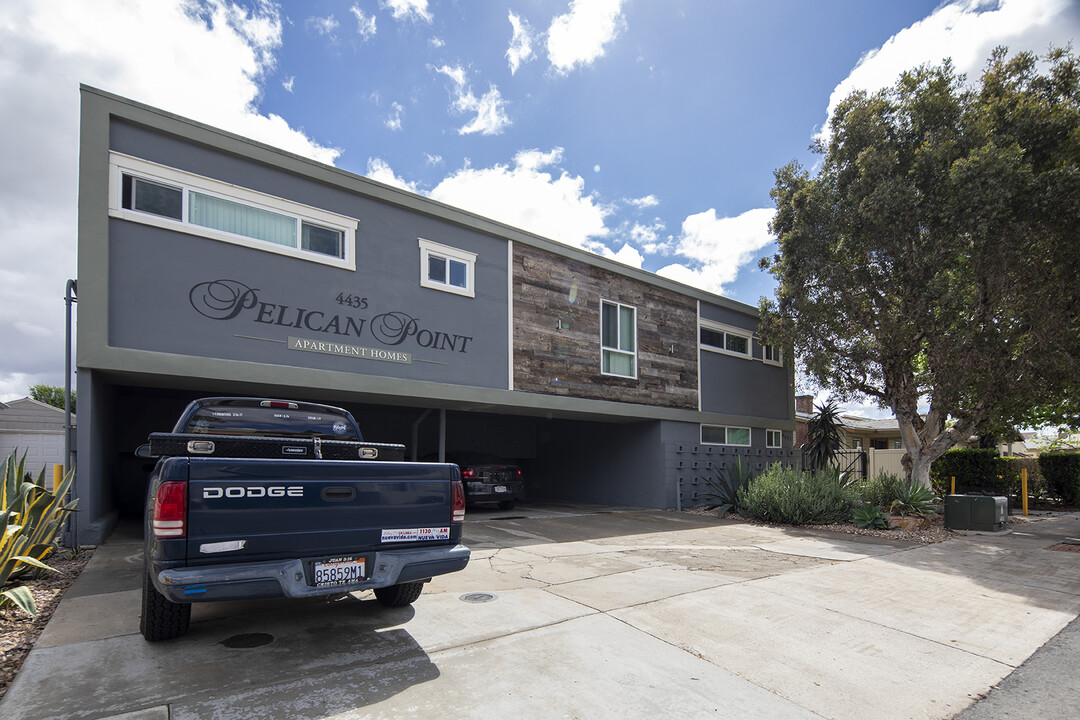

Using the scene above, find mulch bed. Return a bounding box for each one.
[0,548,95,700]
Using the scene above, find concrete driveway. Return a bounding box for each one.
[4,504,1080,719]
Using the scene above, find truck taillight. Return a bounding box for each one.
[153,481,187,538]
[460,467,475,479]
[515,468,524,479]
[451,479,466,523]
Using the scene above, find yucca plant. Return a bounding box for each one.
[0,449,79,616]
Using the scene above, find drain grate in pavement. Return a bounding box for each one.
[220,633,274,648]
[460,592,497,603]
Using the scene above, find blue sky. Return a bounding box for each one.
[1,0,1077,412]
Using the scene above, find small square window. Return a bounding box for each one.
[419,238,476,297]
[122,174,182,220]
[766,429,782,448]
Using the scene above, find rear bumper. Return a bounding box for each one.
[465,481,525,503]
[152,543,470,603]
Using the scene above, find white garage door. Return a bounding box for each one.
[0,431,66,485]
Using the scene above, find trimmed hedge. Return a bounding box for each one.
[1038,452,1080,506]
[930,449,1045,507]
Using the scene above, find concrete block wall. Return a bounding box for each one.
[667,441,800,510]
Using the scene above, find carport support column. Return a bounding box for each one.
[439,409,446,463]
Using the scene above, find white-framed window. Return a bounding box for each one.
[418,238,476,298]
[699,319,752,359]
[766,429,782,448]
[893,441,903,450]
[108,153,357,270]
[601,299,636,378]
[762,343,783,366]
[701,424,751,446]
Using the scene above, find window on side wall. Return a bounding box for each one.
[419,238,476,298]
[766,429,782,448]
[701,424,751,446]
[601,300,636,378]
[699,320,752,359]
[762,343,783,366]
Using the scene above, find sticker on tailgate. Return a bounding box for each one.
[381,527,450,542]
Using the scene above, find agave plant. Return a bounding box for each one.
[697,456,754,516]
[889,480,938,518]
[0,449,79,616]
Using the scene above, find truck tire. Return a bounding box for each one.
[373,581,424,607]
[140,570,191,641]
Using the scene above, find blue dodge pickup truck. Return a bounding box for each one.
[138,397,470,641]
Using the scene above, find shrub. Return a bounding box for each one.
[931,448,1000,494]
[738,465,855,525]
[852,471,908,511]
[1038,452,1080,507]
[1,449,79,616]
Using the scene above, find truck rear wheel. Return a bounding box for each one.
[373,581,424,607]
[141,570,191,641]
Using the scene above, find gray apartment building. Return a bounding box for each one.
[73,86,795,544]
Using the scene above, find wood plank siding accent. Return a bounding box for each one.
[512,244,699,408]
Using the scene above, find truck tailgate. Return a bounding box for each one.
[184,458,458,564]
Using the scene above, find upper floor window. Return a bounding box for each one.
[762,343,783,366]
[699,320,751,358]
[601,300,636,378]
[110,153,356,270]
[419,238,476,298]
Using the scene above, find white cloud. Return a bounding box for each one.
[507,12,535,74]
[0,0,341,396]
[365,158,419,194]
[381,0,433,24]
[546,0,626,75]
[601,243,644,269]
[305,14,339,38]
[428,148,610,248]
[628,194,659,210]
[429,36,445,49]
[282,75,294,92]
[385,101,405,131]
[656,208,775,295]
[433,65,511,136]
[425,153,444,166]
[820,0,1078,138]
[628,221,669,254]
[349,5,377,40]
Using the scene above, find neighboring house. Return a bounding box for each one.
[0,397,75,480]
[795,394,1028,457]
[72,86,796,544]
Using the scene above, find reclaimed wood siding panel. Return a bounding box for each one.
[513,245,698,408]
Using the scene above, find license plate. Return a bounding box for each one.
[494,485,508,493]
[312,557,365,586]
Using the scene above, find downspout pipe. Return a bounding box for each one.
[64,278,77,546]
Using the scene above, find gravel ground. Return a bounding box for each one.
[683,506,959,544]
[0,548,95,700]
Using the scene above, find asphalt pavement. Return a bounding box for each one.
[2,503,1079,719]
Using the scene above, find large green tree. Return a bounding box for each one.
[761,47,1080,487]
[29,384,75,414]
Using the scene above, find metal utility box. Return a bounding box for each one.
[944,495,1008,532]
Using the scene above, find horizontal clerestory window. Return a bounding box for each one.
[110,153,357,270]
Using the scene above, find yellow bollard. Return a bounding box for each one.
[52,464,63,493]
[1021,467,1029,516]
[951,476,955,495]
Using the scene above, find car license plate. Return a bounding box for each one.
[312,557,365,586]
[494,485,508,493]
